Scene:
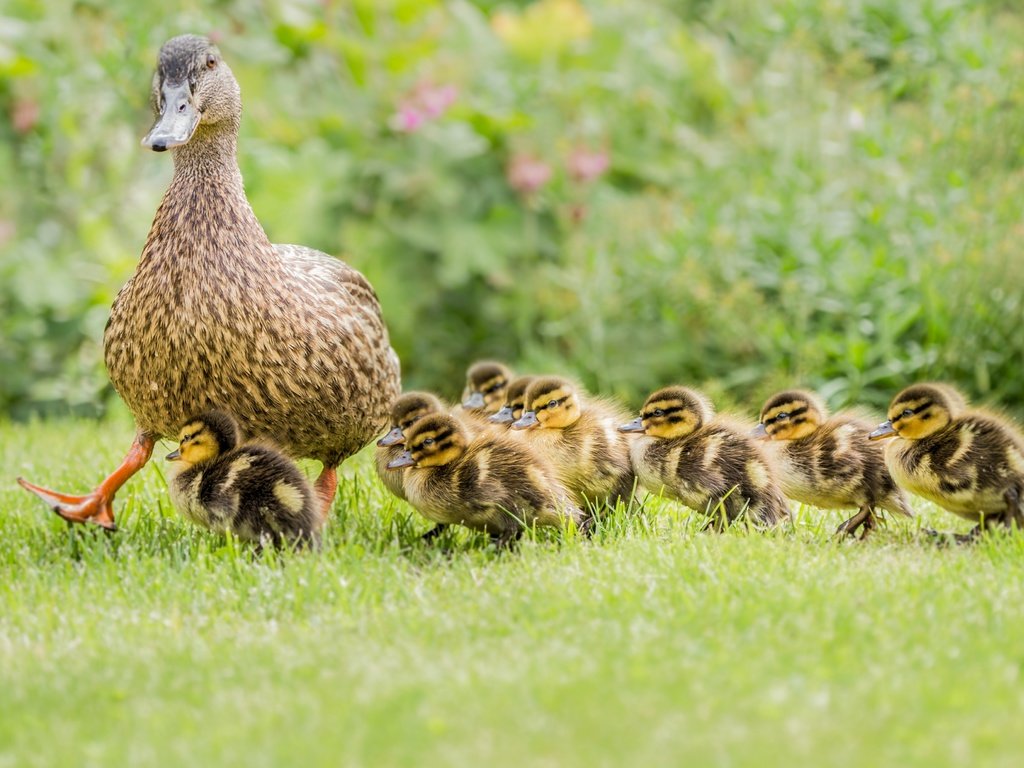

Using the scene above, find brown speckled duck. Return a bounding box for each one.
[18,34,400,530]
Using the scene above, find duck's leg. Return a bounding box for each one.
[314,465,338,520]
[17,432,155,531]
[421,524,449,541]
[836,506,877,538]
[1004,488,1023,530]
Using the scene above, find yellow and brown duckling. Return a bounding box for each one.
[461,361,513,413]
[387,413,585,547]
[754,389,912,536]
[511,376,637,509]
[18,34,400,531]
[375,391,451,502]
[870,383,1024,535]
[166,410,320,548]
[489,375,537,426]
[621,386,788,529]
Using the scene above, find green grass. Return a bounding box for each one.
[3,416,1023,767]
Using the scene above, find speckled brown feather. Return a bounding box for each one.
[105,35,400,466]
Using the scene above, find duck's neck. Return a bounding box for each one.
[144,124,276,269]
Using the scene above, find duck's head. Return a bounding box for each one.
[753,390,826,441]
[461,361,512,413]
[378,391,447,447]
[166,409,239,466]
[142,34,240,153]
[619,386,713,439]
[870,383,964,441]
[512,376,581,431]
[489,375,536,425]
[386,414,468,469]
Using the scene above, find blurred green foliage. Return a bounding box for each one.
[2,0,1023,419]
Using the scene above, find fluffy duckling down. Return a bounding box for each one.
[870,383,1024,533]
[622,386,788,529]
[489,375,536,426]
[461,361,513,413]
[166,410,320,548]
[754,389,912,536]
[387,413,585,547]
[512,376,637,510]
[375,392,450,502]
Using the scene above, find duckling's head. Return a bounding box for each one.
[619,386,714,439]
[461,361,512,412]
[378,391,447,447]
[386,414,468,469]
[512,376,581,431]
[166,409,240,466]
[754,390,827,441]
[489,375,536,425]
[142,34,241,153]
[870,383,963,441]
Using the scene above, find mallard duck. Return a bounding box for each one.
[511,376,636,509]
[621,386,788,529]
[753,389,912,536]
[18,34,400,530]
[387,413,585,547]
[870,383,1024,534]
[489,375,536,426]
[166,410,320,547]
[461,361,513,413]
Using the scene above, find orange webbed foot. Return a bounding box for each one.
[17,478,117,530]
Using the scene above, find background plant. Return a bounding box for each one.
[2,0,1023,419]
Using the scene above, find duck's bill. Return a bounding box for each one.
[750,423,769,440]
[386,451,416,469]
[489,406,514,424]
[142,81,200,152]
[377,427,405,447]
[511,411,539,430]
[165,449,181,461]
[463,392,486,410]
[869,420,896,440]
[618,417,645,433]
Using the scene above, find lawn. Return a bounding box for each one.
[3,415,1023,767]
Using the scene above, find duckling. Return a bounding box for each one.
[461,361,513,413]
[387,413,585,547]
[511,376,636,509]
[19,34,400,533]
[375,391,450,502]
[870,383,1024,534]
[754,389,912,536]
[621,386,788,529]
[489,375,536,426]
[166,410,320,548]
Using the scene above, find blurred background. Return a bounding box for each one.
[2,0,1023,421]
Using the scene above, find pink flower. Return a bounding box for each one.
[567,147,609,183]
[418,84,458,119]
[390,105,426,133]
[506,154,552,196]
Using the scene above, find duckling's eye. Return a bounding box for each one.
[422,437,435,447]
[548,399,559,409]
[902,408,914,418]
[776,412,789,420]
[653,409,665,417]
[206,54,218,70]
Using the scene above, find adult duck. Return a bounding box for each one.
[18,34,401,528]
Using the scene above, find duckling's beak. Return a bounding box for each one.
[142,80,200,152]
[618,417,646,433]
[489,406,515,424]
[869,420,897,440]
[511,411,539,430]
[463,392,486,410]
[386,451,416,469]
[377,427,405,447]
[750,423,769,440]
[165,449,181,461]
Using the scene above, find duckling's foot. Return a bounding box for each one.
[421,524,448,542]
[1004,488,1024,530]
[491,529,522,550]
[17,433,154,531]
[835,508,877,539]
[314,466,338,520]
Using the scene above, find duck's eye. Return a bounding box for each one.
[653,408,665,417]
[902,408,914,418]
[422,437,435,447]
[776,412,789,420]
[206,54,218,70]
[548,399,559,409]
